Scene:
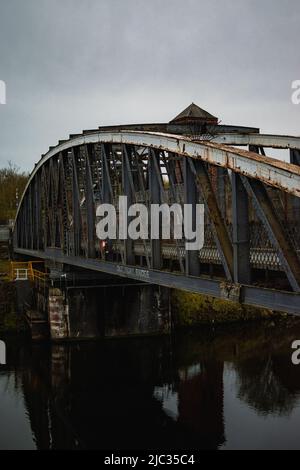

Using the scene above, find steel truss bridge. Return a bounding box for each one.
[13,120,300,315]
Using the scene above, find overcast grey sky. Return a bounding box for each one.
[0,0,299,171]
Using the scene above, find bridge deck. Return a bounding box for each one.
[14,247,300,316]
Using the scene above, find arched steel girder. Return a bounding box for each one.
[212,133,300,150]
[15,130,300,225]
[13,130,300,308]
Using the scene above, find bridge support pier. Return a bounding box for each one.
[102,284,171,338]
[47,283,171,340]
[19,266,169,340]
[48,288,70,340]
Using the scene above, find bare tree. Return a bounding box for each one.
[0,161,29,223]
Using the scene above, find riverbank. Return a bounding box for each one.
[0,270,27,334]
[171,289,284,326]
[0,239,29,332]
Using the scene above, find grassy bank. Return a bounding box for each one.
[171,289,284,326]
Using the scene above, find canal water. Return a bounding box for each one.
[0,320,300,450]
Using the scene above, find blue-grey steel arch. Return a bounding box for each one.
[13,130,300,315]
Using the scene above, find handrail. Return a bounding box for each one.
[10,261,48,284]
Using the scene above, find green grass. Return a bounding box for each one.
[171,289,281,326]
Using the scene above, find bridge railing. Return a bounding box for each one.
[10,261,48,285]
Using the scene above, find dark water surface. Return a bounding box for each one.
[1,320,300,450]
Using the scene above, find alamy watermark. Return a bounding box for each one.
[95,196,205,251]
[291,80,300,105]
[0,80,6,105]
[292,340,300,365]
[0,340,6,365]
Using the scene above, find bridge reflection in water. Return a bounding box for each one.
[2,320,300,450]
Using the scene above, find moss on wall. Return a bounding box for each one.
[171,289,282,326]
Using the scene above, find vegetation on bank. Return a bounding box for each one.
[0,259,28,334]
[0,281,27,333]
[0,161,29,223]
[171,289,284,326]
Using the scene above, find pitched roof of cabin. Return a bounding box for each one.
[170,103,218,122]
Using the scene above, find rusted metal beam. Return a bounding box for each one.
[149,149,162,270]
[241,176,300,293]
[58,152,70,254]
[217,167,227,217]
[122,145,135,265]
[162,152,184,273]
[28,183,34,250]
[71,148,82,256]
[128,146,151,269]
[42,164,50,249]
[232,173,251,284]
[290,149,300,168]
[213,133,300,150]
[101,144,113,203]
[34,174,41,250]
[53,156,61,249]
[183,157,200,276]
[84,145,96,258]
[15,131,300,226]
[189,159,234,281]
[100,143,118,262]
[48,158,56,247]
[290,149,300,218]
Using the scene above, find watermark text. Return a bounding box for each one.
[291,340,300,365]
[96,196,205,251]
[291,80,300,105]
[0,340,6,365]
[0,80,6,105]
